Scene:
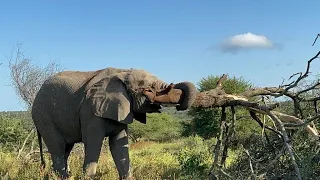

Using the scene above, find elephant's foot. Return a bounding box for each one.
[53,170,70,180]
[119,168,134,180]
[52,156,70,179]
[120,174,134,180]
[84,162,98,178]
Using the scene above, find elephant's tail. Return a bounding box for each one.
[37,129,46,169]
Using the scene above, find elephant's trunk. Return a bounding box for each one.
[145,81,197,111]
[172,82,197,110]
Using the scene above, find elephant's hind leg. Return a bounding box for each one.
[37,123,70,178]
[65,143,74,174]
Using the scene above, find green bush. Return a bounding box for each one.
[177,136,213,178]
[128,113,183,142]
[182,107,220,139]
[0,116,31,151]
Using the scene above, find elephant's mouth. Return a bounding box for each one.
[128,88,163,113]
[142,83,183,105]
[130,82,193,113]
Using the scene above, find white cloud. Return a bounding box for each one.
[219,32,275,53]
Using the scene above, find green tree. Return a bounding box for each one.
[183,75,254,139]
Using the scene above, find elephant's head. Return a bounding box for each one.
[85,68,196,124]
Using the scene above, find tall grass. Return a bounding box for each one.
[0,137,216,180]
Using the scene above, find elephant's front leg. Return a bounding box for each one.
[109,127,132,180]
[82,118,107,178]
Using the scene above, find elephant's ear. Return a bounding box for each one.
[85,76,134,124]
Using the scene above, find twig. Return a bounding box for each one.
[283,114,320,128]
[16,128,35,160]
[266,111,302,180]
[249,111,283,137]
[296,81,320,96]
[289,72,302,81]
[221,106,236,167]
[275,51,320,97]
[209,106,227,179]
[258,146,286,176]
[312,33,320,46]
[217,74,228,88]
[243,146,256,180]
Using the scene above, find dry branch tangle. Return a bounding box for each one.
[189,86,320,139]
[194,46,320,180]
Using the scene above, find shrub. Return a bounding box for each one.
[177,136,213,178]
[0,116,31,151]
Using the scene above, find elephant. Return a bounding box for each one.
[31,67,197,179]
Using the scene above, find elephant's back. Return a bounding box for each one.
[32,70,100,143]
[51,70,101,92]
[33,70,100,114]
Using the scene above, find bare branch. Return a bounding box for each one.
[243,146,256,180]
[283,114,320,128]
[296,81,320,96]
[16,129,35,160]
[249,111,283,137]
[312,33,320,46]
[266,111,302,180]
[276,51,320,97]
[8,43,62,108]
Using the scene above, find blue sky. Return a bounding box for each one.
[1,0,320,111]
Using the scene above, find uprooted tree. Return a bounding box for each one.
[160,37,320,179]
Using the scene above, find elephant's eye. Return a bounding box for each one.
[138,80,144,86]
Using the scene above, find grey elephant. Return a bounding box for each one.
[31,67,197,179]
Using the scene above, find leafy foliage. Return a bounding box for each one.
[128,113,183,142]
[0,115,31,151]
[177,136,213,178]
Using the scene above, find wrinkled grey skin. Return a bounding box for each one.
[31,67,196,179]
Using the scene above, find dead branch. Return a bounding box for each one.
[221,106,236,167]
[296,81,320,96]
[257,146,286,177]
[209,106,227,179]
[283,114,320,128]
[243,146,256,180]
[312,33,320,46]
[266,112,302,180]
[249,111,283,138]
[8,43,62,108]
[248,108,319,138]
[16,128,35,160]
[186,37,320,180]
[216,74,228,89]
[280,51,320,95]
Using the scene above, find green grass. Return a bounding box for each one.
[0,138,216,180]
